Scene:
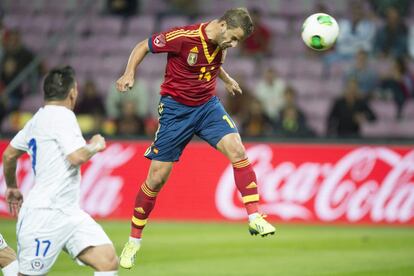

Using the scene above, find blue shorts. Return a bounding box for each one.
[144,96,238,162]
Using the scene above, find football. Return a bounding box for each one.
[301,13,339,51]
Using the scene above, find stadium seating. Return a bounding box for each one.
[1,0,413,138]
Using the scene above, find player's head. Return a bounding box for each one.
[43,66,78,110]
[217,8,254,49]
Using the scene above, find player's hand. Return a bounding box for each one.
[116,73,135,92]
[90,134,106,152]
[225,78,242,96]
[5,188,23,217]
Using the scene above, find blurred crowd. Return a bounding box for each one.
[0,0,413,139]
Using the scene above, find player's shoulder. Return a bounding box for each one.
[43,105,74,116]
[42,106,77,125]
[165,23,200,34]
[164,23,201,42]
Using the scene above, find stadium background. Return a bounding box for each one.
[0,0,414,275]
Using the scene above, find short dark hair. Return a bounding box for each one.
[219,8,254,38]
[43,66,76,101]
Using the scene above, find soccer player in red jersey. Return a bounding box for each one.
[117,8,275,269]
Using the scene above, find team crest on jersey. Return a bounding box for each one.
[187,46,199,66]
[31,259,44,271]
[154,34,166,47]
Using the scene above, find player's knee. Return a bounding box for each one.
[0,246,17,268]
[229,143,246,161]
[219,134,247,162]
[94,249,118,271]
[147,175,167,190]
[105,252,119,271]
[235,145,247,160]
[147,169,169,190]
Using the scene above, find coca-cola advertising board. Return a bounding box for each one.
[0,140,413,225]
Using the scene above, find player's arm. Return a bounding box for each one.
[219,67,232,83]
[219,67,242,95]
[67,134,106,166]
[2,145,25,216]
[3,146,25,189]
[116,39,150,92]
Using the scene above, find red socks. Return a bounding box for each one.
[130,182,158,238]
[233,158,259,215]
[130,159,258,238]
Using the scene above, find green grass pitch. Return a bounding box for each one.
[1,220,414,275]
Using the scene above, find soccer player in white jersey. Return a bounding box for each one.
[2,66,119,276]
[0,233,18,276]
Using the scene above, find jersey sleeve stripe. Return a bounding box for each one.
[166,29,185,36]
[166,29,198,38]
[166,30,199,39]
[166,33,199,42]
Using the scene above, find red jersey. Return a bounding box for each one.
[149,23,226,106]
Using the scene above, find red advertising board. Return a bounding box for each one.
[0,140,413,224]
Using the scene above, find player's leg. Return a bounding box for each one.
[121,96,195,269]
[119,160,173,269]
[216,133,260,214]
[0,234,19,276]
[16,208,69,276]
[0,247,18,276]
[216,133,275,236]
[216,132,258,212]
[65,210,118,275]
[195,96,275,236]
[76,245,118,275]
[130,160,173,239]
